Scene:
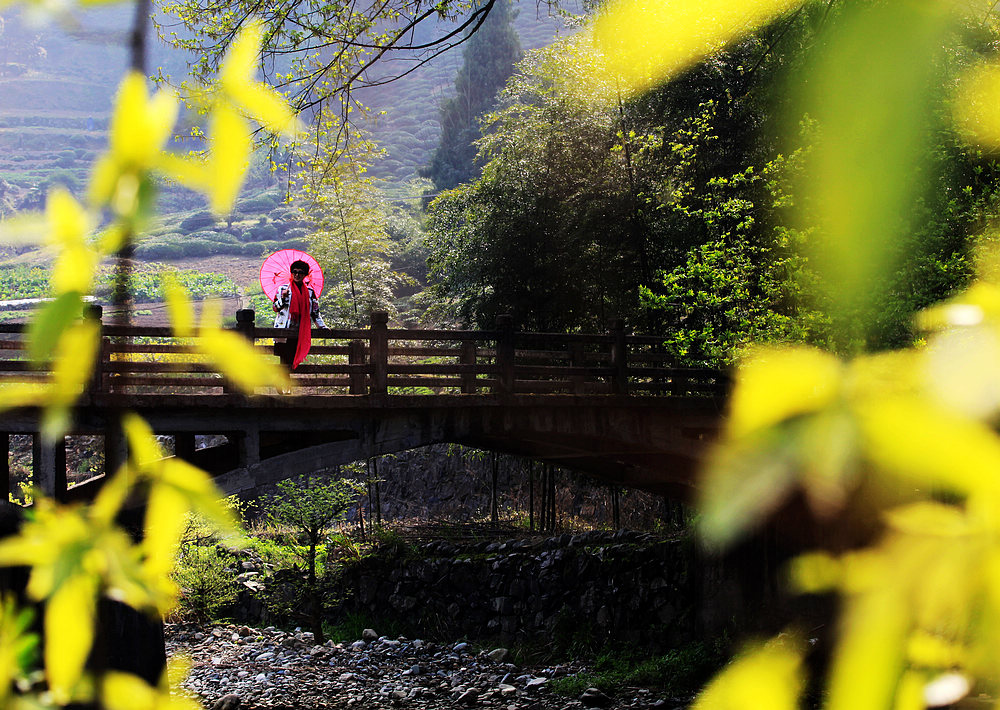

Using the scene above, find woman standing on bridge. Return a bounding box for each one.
[272,259,326,369]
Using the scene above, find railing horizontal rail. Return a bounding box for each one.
[0,308,728,399]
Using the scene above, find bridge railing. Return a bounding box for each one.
[0,310,729,398]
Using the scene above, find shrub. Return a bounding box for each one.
[179,211,216,232]
[284,227,309,241]
[237,192,279,214]
[188,230,237,244]
[173,544,239,621]
[240,242,268,257]
[248,224,279,241]
[135,242,184,260]
[180,239,222,257]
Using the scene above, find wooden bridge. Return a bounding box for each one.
[0,310,729,504]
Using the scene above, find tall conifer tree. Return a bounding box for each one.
[424,0,522,191]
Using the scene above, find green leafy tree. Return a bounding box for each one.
[267,476,358,643]
[424,0,523,191]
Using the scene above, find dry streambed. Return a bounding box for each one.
[167,623,683,710]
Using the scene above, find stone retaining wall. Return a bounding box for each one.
[332,530,754,648]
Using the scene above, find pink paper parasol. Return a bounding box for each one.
[259,249,324,300]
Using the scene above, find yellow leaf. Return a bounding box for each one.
[218,21,263,89]
[726,346,842,438]
[46,187,89,249]
[0,383,49,412]
[161,274,194,338]
[856,396,1000,500]
[90,467,132,526]
[206,104,251,215]
[0,211,45,246]
[894,671,927,710]
[789,552,842,594]
[109,73,179,169]
[142,484,189,580]
[826,585,909,710]
[123,413,165,467]
[907,631,967,670]
[157,458,241,541]
[45,573,96,704]
[197,301,290,393]
[591,0,801,96]
[692,635,804,710]
[157,153,209,194]
[230,82,300,138]
[102,671,157,710]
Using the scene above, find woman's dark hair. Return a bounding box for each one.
[290,259,310,273]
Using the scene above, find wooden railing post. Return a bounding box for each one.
[369,311,389,395]
[570,341,585,394]
[84,304,105,395]
[0,433,9,505]
[225,309,257,395]
[496,314,515,398]
[461,340,477,394]
[349,339,367,394]
[609,318,628,396]
[33,433,65,501]
[235,308,256,341]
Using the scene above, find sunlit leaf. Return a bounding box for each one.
[790,551,841,594]
[726,346,842,438]
[45,572,96,703]
[43,319,99,442]
[0,212,45,246]
[895,671,926,710]
[197,301,290,393]
[233,82,300,138]
[143,484,190,581]
[102,671,157,710]
[156,457,240,541]
[206,104,251,215]
[691,635,804,710]
[0,383,48,411]
[161,274,194,338]
[26,292,83,365]
[794,1,953,339]
[591,0,801,96]
[856,396,1000,500]
[109,73,180,169]
[907,631,967,670]
[826,584,909,710]
[103,669,202,710]
[123,412,165,467]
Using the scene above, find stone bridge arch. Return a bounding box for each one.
[174,395,727,501]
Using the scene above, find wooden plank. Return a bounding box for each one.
[107,376,225,388]
[256,327,366,340]
[286,376,354,387]
[285,363,369,375]
[387,363,497,375]
[105,343,198,355]
[386,329,494,341]
[387,377,469,389]
[106,362,220,374]
[388,346,464,358]
[513,365,616,378]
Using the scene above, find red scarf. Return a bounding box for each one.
[289,281,312,369]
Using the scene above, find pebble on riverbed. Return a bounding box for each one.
[166,622,677,709]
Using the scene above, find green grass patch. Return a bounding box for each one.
[548,642,727,700]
